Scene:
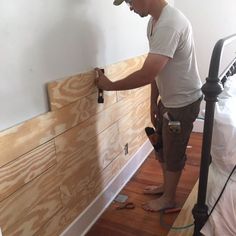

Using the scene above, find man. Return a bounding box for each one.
[95,0,202,212]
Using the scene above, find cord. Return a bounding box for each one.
[159,210,194,231]
[206,165,236,220]
[160,166,236,231]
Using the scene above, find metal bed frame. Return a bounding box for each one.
[192,34,236,236]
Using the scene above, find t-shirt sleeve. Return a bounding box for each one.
[149,26,180,58]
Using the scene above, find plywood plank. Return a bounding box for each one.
[47,70,97,110]
[54,86,150,157]
[0,166,62,235]
[34,197,89,236]
[105,55,146,81]
[0,91,116,168]
[47,55,147,111]
[57,123,122,207]
[0,140,56,202]
[0,85,148,169]
[34,129,149,236]
[167,181,198,236]
[118,99,150,146]
[89,130,149,199]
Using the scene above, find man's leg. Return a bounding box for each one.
[142,98,201,211]
[142,170,181,212]
[143,151,166,195]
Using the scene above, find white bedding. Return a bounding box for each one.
[201,74,236,236]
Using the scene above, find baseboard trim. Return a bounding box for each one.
[60,140,153,236]
[193,118,204,133]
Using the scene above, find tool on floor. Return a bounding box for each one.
[145,127,163,152]
[97,68,105,103]
[115,202,135,210]
[114,194,128,203]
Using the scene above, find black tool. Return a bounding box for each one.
[145,127,163,152]
[97,69,104,103]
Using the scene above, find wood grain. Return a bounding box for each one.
[34,196,89,236]
[0,91,116,168]
[0,166,62,235]
[34,124,149,236]
[47,70,97,110]
[47,55,147,110]
[105,55,146,81]
[0,55,151,236]
[54,86,150,157]
[0,140,56,202]
[89,130,149,199]
[57,122,122,207]
[0,85,148,169]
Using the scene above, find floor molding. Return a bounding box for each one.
[60,140,153,236]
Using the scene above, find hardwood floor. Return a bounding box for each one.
[86,132,202,236]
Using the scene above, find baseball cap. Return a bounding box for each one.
[113,0,125,6]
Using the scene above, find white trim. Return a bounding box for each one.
[60,140,153,236]
[193,118,204,133]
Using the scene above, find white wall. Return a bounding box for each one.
[175,0,236,83]
[0,0,152,131]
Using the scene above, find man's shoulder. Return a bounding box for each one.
[162,5,190,28]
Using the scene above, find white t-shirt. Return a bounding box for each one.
[147,4,202,108]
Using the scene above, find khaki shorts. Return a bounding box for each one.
[156,96,202,172]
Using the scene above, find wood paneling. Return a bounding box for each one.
[57,123,122,207]
[35,123,149,236]
[105,55,146,81]
[0,85,148,169]
[54,86,150,157]
[0,140,56,202]
[0,55,151,236]
[47,70,97,110]
[34,197,89,236]
[0,90,117,168]
[0,166,62,236]
[89,130,149,199]
[47,55,146,110]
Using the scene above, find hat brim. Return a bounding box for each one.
[113,0,125,6]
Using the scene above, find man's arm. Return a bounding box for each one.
[95,53,169,91]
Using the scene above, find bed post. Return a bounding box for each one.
[192,34,236,236]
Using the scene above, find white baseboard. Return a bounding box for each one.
[193,118,204,133]
[60,140,153,236]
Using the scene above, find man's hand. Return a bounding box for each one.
[95,68,114,91]
[150,102,159,130]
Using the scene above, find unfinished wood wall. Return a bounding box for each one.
[0,55,151,236]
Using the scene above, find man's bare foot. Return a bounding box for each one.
[143,185,164,195]
[142,196,176,212]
